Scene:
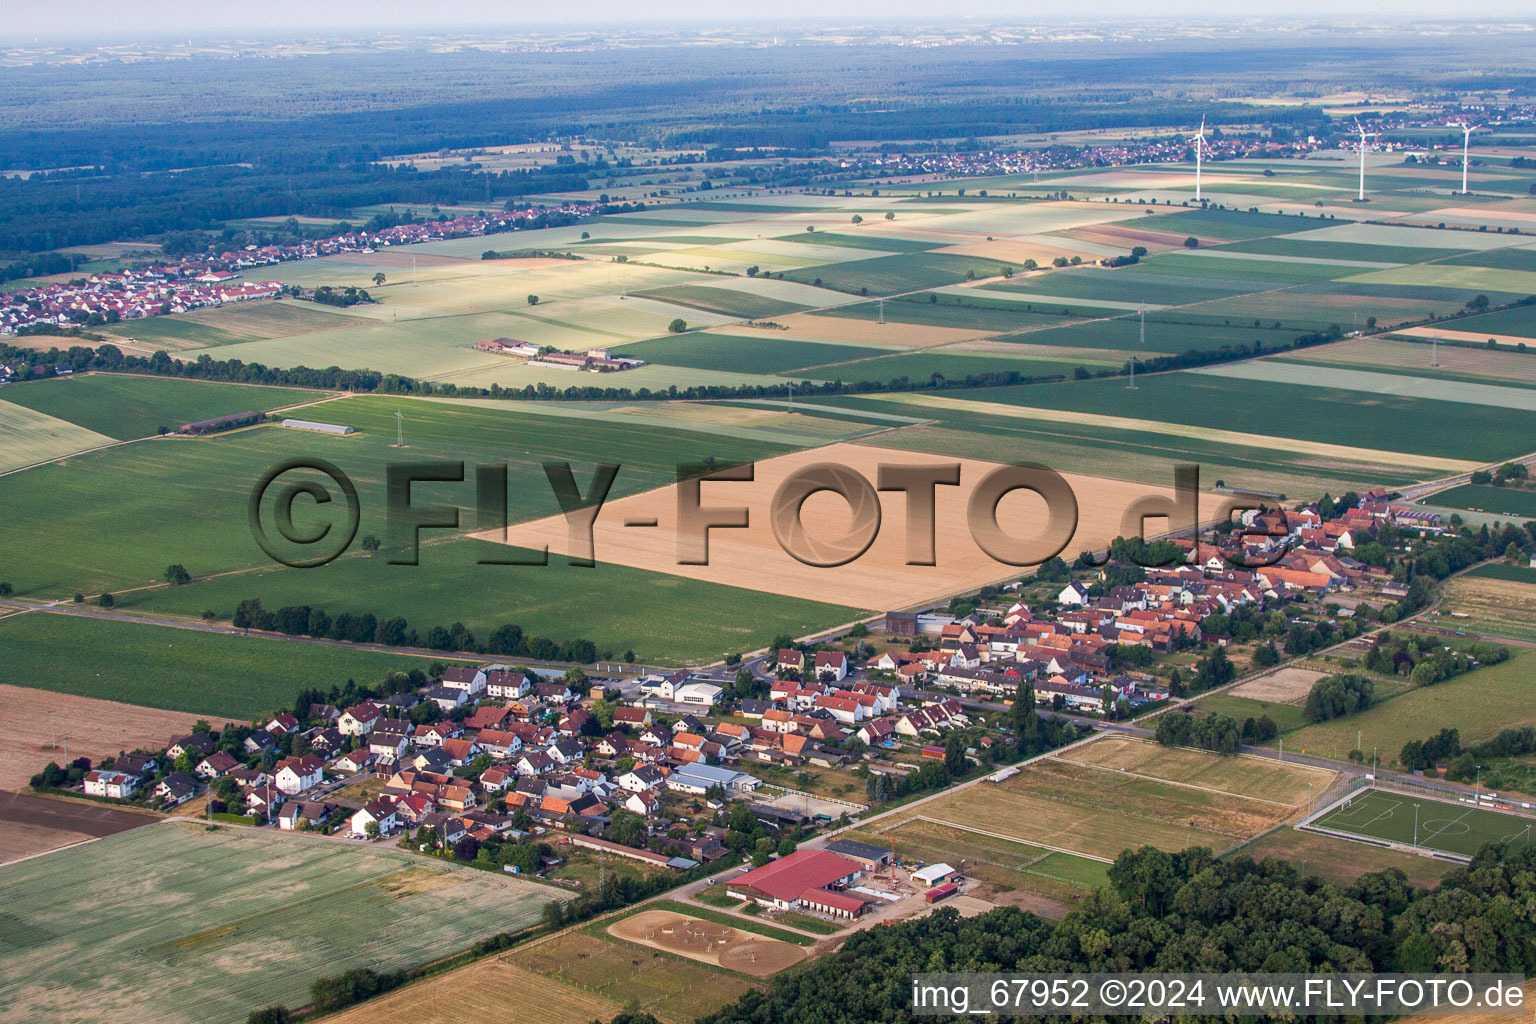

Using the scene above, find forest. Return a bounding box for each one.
[700,842,1536,1024]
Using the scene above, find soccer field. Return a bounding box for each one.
[1311,789,1536,859]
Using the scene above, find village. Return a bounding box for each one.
[0,200,605,338]
[27,485,1435,925]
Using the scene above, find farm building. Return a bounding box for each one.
[824,838,893,872]
[912,862,958,888]
[281,419,355,435]
[726,849,870,918]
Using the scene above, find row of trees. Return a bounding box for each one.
[230,598,608,663]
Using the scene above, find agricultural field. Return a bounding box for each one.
[0,393,802,597]
[1439,566,1536,642]
[101,300,363,350]
[906,736,1319,862]
[0,822,565,1024]
[0,612,450,719]
[517,925,758,1023]
[0,399,115,473]
[1276,648,1536,764]
[1310,789,1536,859]
[957,372,1536,463]
[1274,334,1536,386]
[834,385,1479,499]
[798,349,1093,385]
[1426,484,1536,517]
[0,374,325,440]
[317,958,623,1024]
[1230,826,1459,888]
[616,331,884,374]
[781,252,1019,295]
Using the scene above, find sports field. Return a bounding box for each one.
[1311,789,1536,859]
[0,822,564,1024]
[906,736,1322,862]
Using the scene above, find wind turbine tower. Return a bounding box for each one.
[1355,119,1378,202]
[1192,117,1207,202]
[1128,306,1144,389]
[1455,121,1483,195]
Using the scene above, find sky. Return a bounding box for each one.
[7,2,1536,40]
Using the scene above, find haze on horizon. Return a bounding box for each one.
[6,1,1536,42]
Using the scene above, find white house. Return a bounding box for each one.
[338,703,383,736]
[351,799,398,836]
[440,666,488,696]
[273,755,325,795]
[84,769,140,799]
[485,668,528,699]
[1058,581,1090,605]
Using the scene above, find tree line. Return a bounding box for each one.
[698,841,1536,1024]
[231,598,605,663]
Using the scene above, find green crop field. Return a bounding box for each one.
[1279,649,1536,764]
[798,349,1090,384]
[1311,789,1536,859]
[0,400,115,472]
[781,252,1018,295]
[0,823,564,1024]
[0,612,452,719]
[983,269,1254,307]
[121,536,865,668]
[617,332,883,373]
[0,374,325,439]
[1428,484,1536,517]
[1465,563,1536,584]
[1216,235,1470,264]
[102,300,363,348]
[962,372,1536,462]
[781,232,942,252]
[816,296,1077,332]
[0,394,797,597]
[629,284,809,319]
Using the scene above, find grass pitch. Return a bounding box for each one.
[0,822,564,1024]
[1311,789,1536,859]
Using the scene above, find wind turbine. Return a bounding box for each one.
[1191,117,1207,202]
[1128,306,1144,389]
[1454,121,1483,195]
[1354,119,1378,202]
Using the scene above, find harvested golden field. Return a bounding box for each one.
[318,958,623,1024]
[478,441,1188,609]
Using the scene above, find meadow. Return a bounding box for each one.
[1439,568,1536,643]
[781,252,1019,295]
[0,822,564,1024]
[0,373,324,439]
[0,612,452,719]
[1277,649,1536,764]
[1230,826,1458,888]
